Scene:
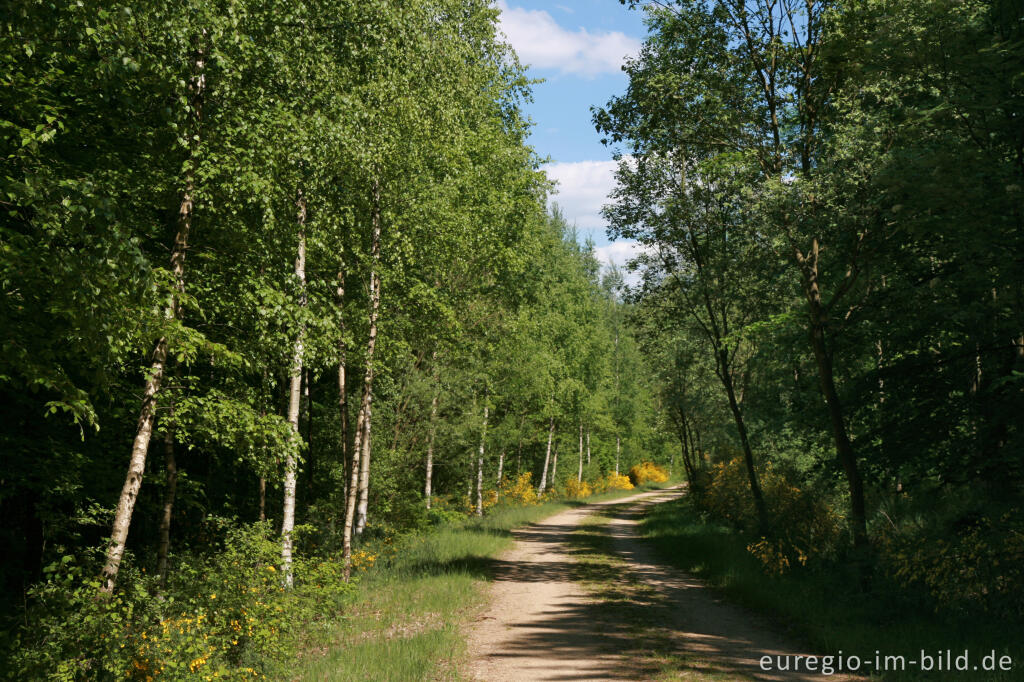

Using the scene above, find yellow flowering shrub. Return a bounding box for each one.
[563,478,593,499]
[593,472,634,492]
[350,550,377,572]
[700,457,842,574]
[462,488,501,514]
[628,462,669,486]
[500,472,539,506]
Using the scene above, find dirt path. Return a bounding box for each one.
[466,486,862,681]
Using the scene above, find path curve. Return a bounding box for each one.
[466,486,862,681]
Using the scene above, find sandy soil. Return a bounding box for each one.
[465,487,863,681]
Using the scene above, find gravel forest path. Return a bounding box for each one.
[466,486,861,681]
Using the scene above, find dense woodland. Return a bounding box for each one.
[1,0,668,677]
[598,0,1023,619]
[1,0,1022,678]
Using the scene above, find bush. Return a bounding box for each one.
[563,478,593,499]
[698,457,842,574]
[593,473,633,493]
[628,462,669,487]
[499,473,539,506]
[878,507,1024,618]
[7,520,357,681]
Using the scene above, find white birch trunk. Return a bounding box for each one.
[615,435,621,475]
[586,429,590,465]
[281,188,307,588]
[551,439,558,483]
[475,405,488,516]
[496,450,505,489]
[425,355,438,509]
[336,267,348,510]
[354,182,382,537]
[342,385,367,579]
[538,416,554,494]
[101,43,203,593]
[577,420,584,482]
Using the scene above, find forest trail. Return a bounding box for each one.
[466,487,862,681]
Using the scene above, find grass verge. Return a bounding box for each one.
[293,485,666,681]
[642,496,1021,681]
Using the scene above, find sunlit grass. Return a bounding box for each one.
[295,485,670,681]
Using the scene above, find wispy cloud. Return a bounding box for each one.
[497,1,641,77]
[543,159,619,232]
[593,240,644,268]
[594,240,647,288]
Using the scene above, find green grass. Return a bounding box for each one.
[641,496,1022,681]
[294,485,665,681]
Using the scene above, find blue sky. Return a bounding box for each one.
[496,0,649,267]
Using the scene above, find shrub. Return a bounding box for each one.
[628,462,669,487]
[7,521,357,681]
[594,473,634,493]
[500,473,539,506]
[878,509,1024,618]
[563,478,593,499]
[698,457,842,574]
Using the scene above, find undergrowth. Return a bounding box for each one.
[642,496,1022,681]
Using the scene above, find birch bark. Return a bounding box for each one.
[538,416,554,494]
[156,414,177,587]
[101,41,204,592]
[281,187,308,588]
[354,182,382,537]
[424,355,438,509]
[475,405,488,516]
[577,420,583,482]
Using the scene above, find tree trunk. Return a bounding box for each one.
[809,307,867,547]
[355,404,374,536]
[425,354,439,509]
[551,439,559,483]
[258,477,266,522]
[156,415,177,587]
[676,411,695,487]
[577,420,584,482]
[515,414,526,475]
[586,429,590,465]
[354,182,383,538]
[720,348,768,531]
[342,391,367,580]
[475,405,488,516]
[800,239,867,548]
[281,187,308,588]
[615,435,621,475]
[538,416,554,494]
[496,450,505,489]
[336,267,349,513]
[100,41,204,593]
[303,368,315,499]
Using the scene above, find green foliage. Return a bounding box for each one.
[8,521,356,680]
[602,0,1024,622]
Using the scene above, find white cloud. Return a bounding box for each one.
[497,1,641,77]
[594,240,647,288]
[543,159,619,232]
[593,240,643,268]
